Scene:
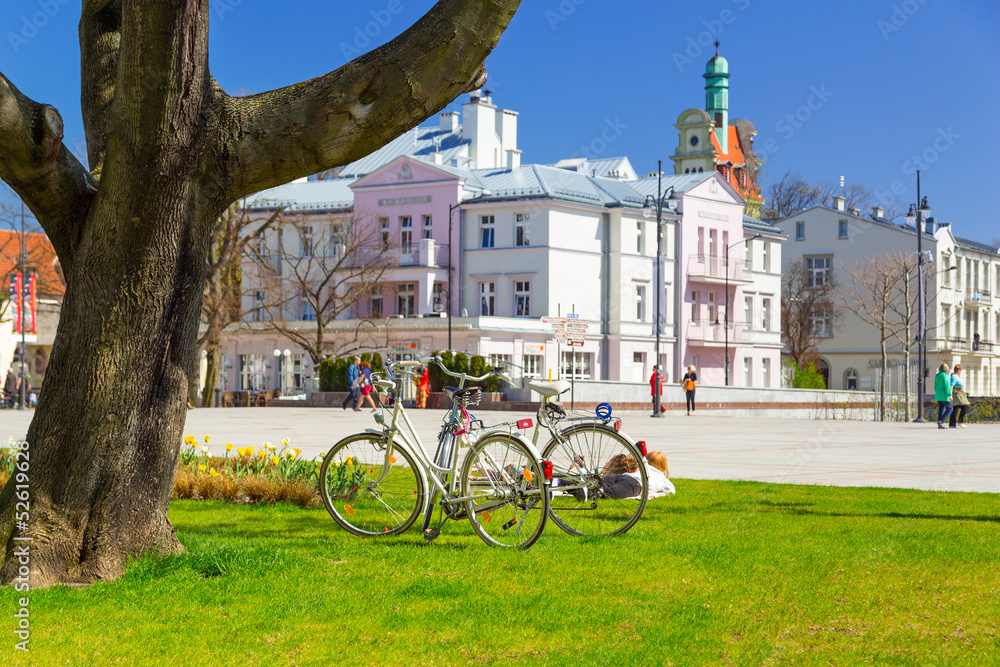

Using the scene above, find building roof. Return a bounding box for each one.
[337,125,469,178]
[953,234,1000,255]
[552,156,638,181]
[743,214,785,237]
[245,178,357,211]
[0,230,65,299]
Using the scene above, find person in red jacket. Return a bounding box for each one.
[650,366,665,413]
[416,364,430,408]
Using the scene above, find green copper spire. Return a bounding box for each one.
[704,41,729,153]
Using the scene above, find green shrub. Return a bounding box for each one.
[371,352,384,373]
[331,357,350,391]
[318,359,337,392]
[791,361,826,389]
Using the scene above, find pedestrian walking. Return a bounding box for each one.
[649,366,665,413]
[934,363,953,429]
[416,364,430,409]
[681,365,698,415]
[948,364,970,428]
[3,370,16,409]
[341,356,362,411]
[358,361,379,411]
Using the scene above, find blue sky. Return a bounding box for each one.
[2,0,998,242]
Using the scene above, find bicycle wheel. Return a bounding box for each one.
[460,433,548,549]
[542,424,647,537]
[319,433,425,537]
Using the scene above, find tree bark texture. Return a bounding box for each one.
[0,0,521,587]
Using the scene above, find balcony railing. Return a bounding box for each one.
[398,239,450,267]
[687,255,751,283]
[965,288,992,307]
[937,336,969,352]
[971,338,994,353]
[686,318,744,344]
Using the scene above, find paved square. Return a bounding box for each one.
[4,407,997,493]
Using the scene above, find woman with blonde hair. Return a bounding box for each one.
[681,364,698,415]
[642,451,675,496]
[948,364,970,428]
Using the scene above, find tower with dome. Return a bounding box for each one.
[670,43,765,217]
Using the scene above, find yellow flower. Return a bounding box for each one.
[198,464,206,472]
[184,436,194,445]
[226,443,234,452]
[204,435,211,443]
[246,446,254,457]
[285,451,294,460]
[345,456,353,467]
[258,450,266,460]
[292,448,302,459]
[272,455,280,466]
[237,447,246,457]
[209,467,220,477]
[281,437,290,447]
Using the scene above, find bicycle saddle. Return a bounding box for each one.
[527,380,570,398]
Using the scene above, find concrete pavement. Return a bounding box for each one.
[2,408,997,494]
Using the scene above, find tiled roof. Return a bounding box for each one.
[338,126,469,178]
[0,231,64,299]
[743,214,784,237]
[954,235,1000,255]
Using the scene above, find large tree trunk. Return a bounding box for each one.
[0,191,214,586]
[0,0,522,587]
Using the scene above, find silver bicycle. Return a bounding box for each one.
[318,360,550,549]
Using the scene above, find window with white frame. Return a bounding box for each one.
[636,221,644,254]
[763,242,771,272]
[252,291,265,322]
[744,239,753,271]
[515,213,530,247]
[397,283,415,317]
[433,283,445,312]
[422,214,433,239]
[795,221,805,240]
[380,218,390,250]
[761,297,771,331]
[560,351,592,380]
[744,357,751,387]
[329,224,344,256]
[807,256,831,288]
[514,281,530,317]
[744,296,753,331]
[480,215,495,248]
[762,358,770,387]
[810,310,832,337]
[479,282,495,316]
[523,355,543,379]
[239,354,266,391]
[290,354,305,389]
[300,292,316,321]
[635,285,646,321]
[488,354,512,373]
[400,216,413,255]
[301,226,314,257]
[844,368,859,390]
[707,292,716,323]
[690,291,699,322]
[838,219,848,239]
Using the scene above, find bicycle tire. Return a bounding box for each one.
[319,433,425,537]
[542,424,648,537]
[460,432,548,550]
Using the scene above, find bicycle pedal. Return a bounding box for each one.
[423,527,441,542]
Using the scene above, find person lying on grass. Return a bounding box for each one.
[562,451,675,501]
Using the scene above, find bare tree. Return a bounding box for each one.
[837,256,899,420]
[249,212,395,368]
[781,258,841,371]
[0,0,522,587]
[883,252,921,418]
[761,171,824,220]
[197,203,283,406]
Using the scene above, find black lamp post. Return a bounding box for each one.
[643,160,678,418]
[905,170,932,422]
[725,233,761,386]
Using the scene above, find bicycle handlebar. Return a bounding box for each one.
[425,356,512,385]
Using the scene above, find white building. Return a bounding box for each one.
[776,200,1000,396]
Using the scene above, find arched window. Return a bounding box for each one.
[844,368,859,391]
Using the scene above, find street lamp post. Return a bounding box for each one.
[643,160,678,418]
[17,202,27,411]
[724,234,761,386]
[906,170,932,422]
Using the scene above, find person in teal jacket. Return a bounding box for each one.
[934,363,953,429]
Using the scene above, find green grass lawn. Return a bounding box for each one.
[5,480,999,666]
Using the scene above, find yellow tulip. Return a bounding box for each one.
[258,450,266,459]
[345,456,353,467]
[237,447,246,457]
[210,467,220,477]
[272,455,280,466]
[292,448,302,459]
[285,451,294,460]
[204,435,211,443]
[246,446,254,457]
[198,464,206,472]
[226,443,234,452]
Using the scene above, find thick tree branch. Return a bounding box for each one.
[0,73,96,274]
[80,0,123,176]
[221,0,521,200]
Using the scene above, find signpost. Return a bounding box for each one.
[542,314,589,407]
